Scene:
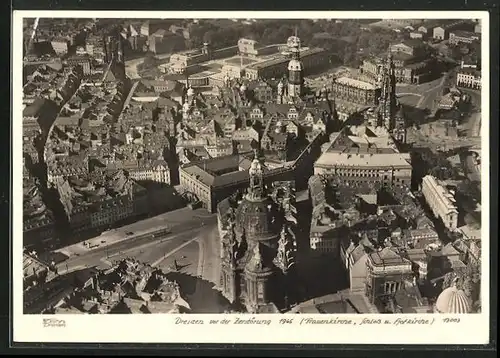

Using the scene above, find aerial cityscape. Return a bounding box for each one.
[21,17,482,315]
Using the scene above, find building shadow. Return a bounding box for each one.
[164,271,231,313]
[402,104,433,127]
[296,255,349,302]
[136,180,187,215]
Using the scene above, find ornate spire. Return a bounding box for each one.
[248,148,265,200]
[247,243,264,272]
[275,225,295,273]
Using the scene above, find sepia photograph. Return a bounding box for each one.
[12,11,490,345]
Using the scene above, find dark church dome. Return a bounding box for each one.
[234,196,280,242]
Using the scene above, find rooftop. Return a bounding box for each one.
[23,253,50,279]
[422,176,458,212]
[369,247,410,267]
[335,76,376,90]
[451,30,480,38]
[315,151,411,169]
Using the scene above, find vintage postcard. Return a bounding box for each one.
[12,10,490,345]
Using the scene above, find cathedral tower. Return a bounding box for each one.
[379,52,397,130]
[378,50,407,143]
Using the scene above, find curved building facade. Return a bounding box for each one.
[219,150,297,313]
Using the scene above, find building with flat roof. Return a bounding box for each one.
[314,126,412,187]
[365,247,413,306]
[180,130,324,213]
[179,152,293,213]
[417,20,441,35]
[65,55,92,75]
[169,44,239,73]
[449,30,481,45]
[245,47,328,81]
[332,76,380,106]
[421,175,459,231]
[237,38,283,58]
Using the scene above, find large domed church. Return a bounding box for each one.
[219,150,297,313]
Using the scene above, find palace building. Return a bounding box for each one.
[361,40,436,85]
[421,175,459,231]
[244,47,327,81]
[331,76,380,107]
[314,125,412,187]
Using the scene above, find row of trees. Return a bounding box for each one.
[411,147,464,183]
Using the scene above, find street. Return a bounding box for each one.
[407,128,481,152]
[395,75,448,118]
[102,228,204,269]
[54,221,226,313]
[461,88,481,138]
[196,225,221,284]
[57,226,203,272]
[55,207,217,273]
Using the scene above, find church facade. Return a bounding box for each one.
[372,53,407,144]
[218,150,298,313]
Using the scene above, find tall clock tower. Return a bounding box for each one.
[287,36,303,99]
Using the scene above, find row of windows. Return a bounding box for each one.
[384,281,403,294]
[91,212,132,225]
[457,81,481,89]
[92,208,133,220]
[130,173,169,182]
[310,238,338,251]
[333,85,376,95]
[181,174,210,198]
[324,170,392,178]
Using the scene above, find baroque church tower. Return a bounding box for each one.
[287,36,304,99]
[219,149,298,313]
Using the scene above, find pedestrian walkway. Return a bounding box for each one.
[151,236,199,267]
[55,226,164,258]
